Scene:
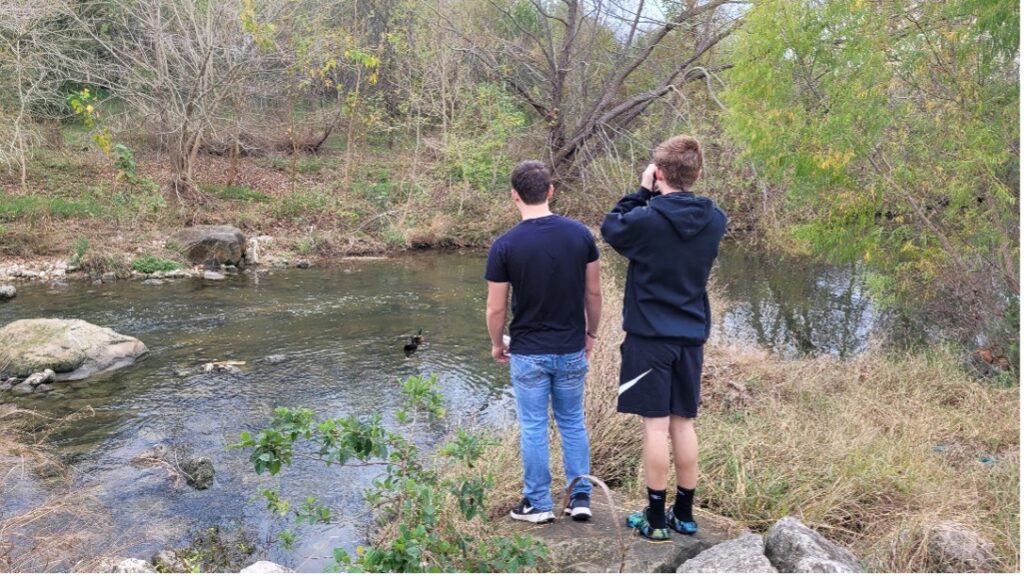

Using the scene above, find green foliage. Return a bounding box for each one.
[396,374,445,424]
[231,374,545,572]
[724,0,1019,346]
[112,143,140,183]
[0,193,102,221]
[71,236,89,267]
[201,184,271,202]
[272,189,329,219]
[131,255,182,274]
[444,83,527,190]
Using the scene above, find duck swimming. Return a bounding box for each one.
[403,329,424,357]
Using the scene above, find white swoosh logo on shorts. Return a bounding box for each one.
[618,369,652,396]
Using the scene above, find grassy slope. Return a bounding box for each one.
[0,139,522,264]
[457,278,1020,573]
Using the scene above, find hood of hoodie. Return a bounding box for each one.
[649,192,717,240]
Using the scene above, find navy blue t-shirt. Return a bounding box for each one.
[485,215,599,355]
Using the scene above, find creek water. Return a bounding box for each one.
[0,245,886,569]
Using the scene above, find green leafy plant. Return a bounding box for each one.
[71,236,89,267]
[231,374,546,572]
[131,255,182,274]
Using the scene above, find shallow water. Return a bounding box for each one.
[0,246,886,569]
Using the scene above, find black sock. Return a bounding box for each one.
[674,486,696,523]
[646,487,667,528]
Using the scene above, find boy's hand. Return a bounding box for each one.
[641,163,659,193]
[491,344,510,363]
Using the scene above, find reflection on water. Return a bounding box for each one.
[711,244,879,357]
[0,245,887,569]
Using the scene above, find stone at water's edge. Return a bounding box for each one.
[677,532,777,573]
[764,516,861,573]
[181,456,216,490]
[170,225,247,266]
[0,319,147,380]
[925,521,998,572]
[0,284,15,299]
[240,561,294,573]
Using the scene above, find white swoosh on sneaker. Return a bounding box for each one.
[618,369,652,396]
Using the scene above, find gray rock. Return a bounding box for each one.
[765,516,860,573]
[1,377,16,391]
[98,557,157,573]
[102,272,116,282]
[202,271,226,281]
[678,533,776,573]
[202,361,242,374]
[0,284,15,300]
[0,318,147,380]
[245,235,274,266]
[22,369,55,387]
[170,225,247,266]
[240,561,293,573]
[35,383,54,393]
[152,550,188,573]
[181,456,215,490]
[142,279,165,285]
[11,381,35,395]
[926,522,997,572]
[264,354,288,365]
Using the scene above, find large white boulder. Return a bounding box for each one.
[0,318,147,380]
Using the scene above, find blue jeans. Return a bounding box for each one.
[510,349,592,511]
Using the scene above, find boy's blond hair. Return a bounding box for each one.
[653,135,703,190]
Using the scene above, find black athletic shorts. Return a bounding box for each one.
[616,333,703,418]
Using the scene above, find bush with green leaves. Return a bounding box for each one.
[231,374,546,572]
[131,255,182,274]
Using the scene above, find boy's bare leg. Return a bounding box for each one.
[643,416,671,490]
[669,415,698,489]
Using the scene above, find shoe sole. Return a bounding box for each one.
[510,510,555,524]
[564,506,592,521]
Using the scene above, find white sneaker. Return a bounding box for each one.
[510,497,555,523]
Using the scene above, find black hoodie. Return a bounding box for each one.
[601,186,726,343]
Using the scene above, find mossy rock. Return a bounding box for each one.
[169,225,246,267]
[0,318,147,380]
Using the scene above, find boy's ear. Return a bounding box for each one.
[547,184,554,200]
[511,189,521,203]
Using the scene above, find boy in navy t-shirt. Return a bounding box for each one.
[485,160,602,523]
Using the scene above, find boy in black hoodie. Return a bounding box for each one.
[600,135,726,540]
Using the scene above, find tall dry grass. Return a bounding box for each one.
[462,271,1020,572]
[0,407,111,572]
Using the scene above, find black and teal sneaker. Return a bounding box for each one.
[666,507,698,535]
[626,508,671,541]
[510,497,555,524]
[564,494,592,521]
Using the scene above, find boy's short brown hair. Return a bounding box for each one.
[653,135,703,190]
[510,160,551,205]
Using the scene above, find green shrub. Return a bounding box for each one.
[201,184,271,203]
[131,255,182,274]
[71,236,89,267]
[232,374,546,572]
[271,189,330,219]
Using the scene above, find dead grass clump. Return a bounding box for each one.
[0,407,110,572]
[697,345,1019,572]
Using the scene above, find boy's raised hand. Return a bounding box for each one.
[641,163,659,193]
